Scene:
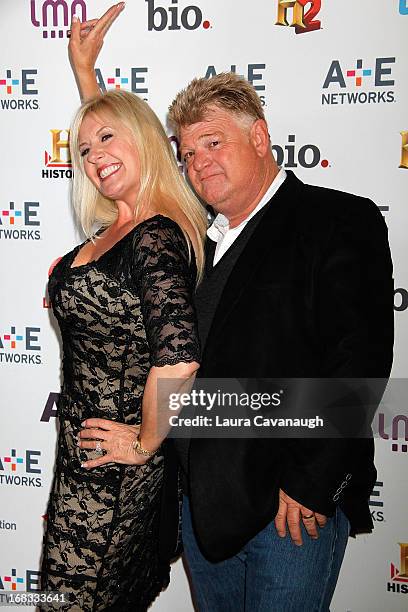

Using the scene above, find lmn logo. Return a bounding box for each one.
[30,0,87,39]
[275,0,321,34]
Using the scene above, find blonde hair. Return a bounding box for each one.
[70,90,207,279]
[168,72,266,136]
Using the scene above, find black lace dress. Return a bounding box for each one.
[41,215,200,611]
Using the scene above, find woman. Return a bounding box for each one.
[41,84,207,609]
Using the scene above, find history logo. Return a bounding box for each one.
[400,131,408,169]
[0,202,41,241]
[30,0,87,39]
[322,57,396,106]
[388,543,408,594]
[146,0,212,31]
[0,68,39,111]
[43,129,72,179]
[0,448,42,488]
[0,326,42,365]
[275,0,321,34]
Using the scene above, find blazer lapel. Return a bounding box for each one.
[202,171,304,357]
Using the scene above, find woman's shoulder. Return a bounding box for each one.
[132,214,187,251]
[134,214,184,236]
[130,215,193,276]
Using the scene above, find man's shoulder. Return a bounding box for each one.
[300,180,378,218]
[286,175,385,235]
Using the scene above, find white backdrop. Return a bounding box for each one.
[0,1,407,610]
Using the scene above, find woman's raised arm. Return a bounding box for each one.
[68,2,125,102]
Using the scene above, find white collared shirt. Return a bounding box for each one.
[207,168,287,266]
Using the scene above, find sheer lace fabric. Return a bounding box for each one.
[41,216,200,611]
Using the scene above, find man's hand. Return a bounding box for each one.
[274,489,327,546]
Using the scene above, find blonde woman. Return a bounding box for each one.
[41,87,206,610]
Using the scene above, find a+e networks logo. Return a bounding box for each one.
[0,568,40,592]
[0,449,42,488]
[95,67,149,101]
[0,202,41,241]
[30,0,87,39]
[0,69,39,111]
[369,480,384,523]
[275,0,321,34]
[322,57,396,106]
[0,326,42,365]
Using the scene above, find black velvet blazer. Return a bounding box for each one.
[187,171,394,562]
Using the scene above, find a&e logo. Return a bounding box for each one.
[0,568,40,592]
[0,69,39,111]
[30,0,87,38]
[0,202,41,241]
[322,57,396,106]
[275,0,321,34]
[0,449,42,487]
[43,130,72,179]
[369,480,384,523]
[95,67,149,101]
[204,64,266,106]
[0,326,42,365]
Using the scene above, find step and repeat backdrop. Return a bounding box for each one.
[0,1,407,610]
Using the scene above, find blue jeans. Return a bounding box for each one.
[182,496,349,612]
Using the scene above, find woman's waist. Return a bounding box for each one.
[58,388,142,424]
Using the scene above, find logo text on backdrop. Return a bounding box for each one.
[30,0,87,38]
[275,0,321,34]
[322,58,395,105]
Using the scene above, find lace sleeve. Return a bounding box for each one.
[132,216,201,367]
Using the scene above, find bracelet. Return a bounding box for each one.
[132,435,158,458]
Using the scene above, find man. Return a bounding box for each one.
[165,73,393,611]
[69,7,394,610]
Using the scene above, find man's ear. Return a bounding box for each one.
[250,119,270,157]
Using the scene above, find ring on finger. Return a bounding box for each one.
[302,513,315,520]
[95,440,104,455]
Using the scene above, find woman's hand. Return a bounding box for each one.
[78,417,155,469]
[68,2,125,101]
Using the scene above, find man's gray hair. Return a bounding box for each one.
[168,72,266,136]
